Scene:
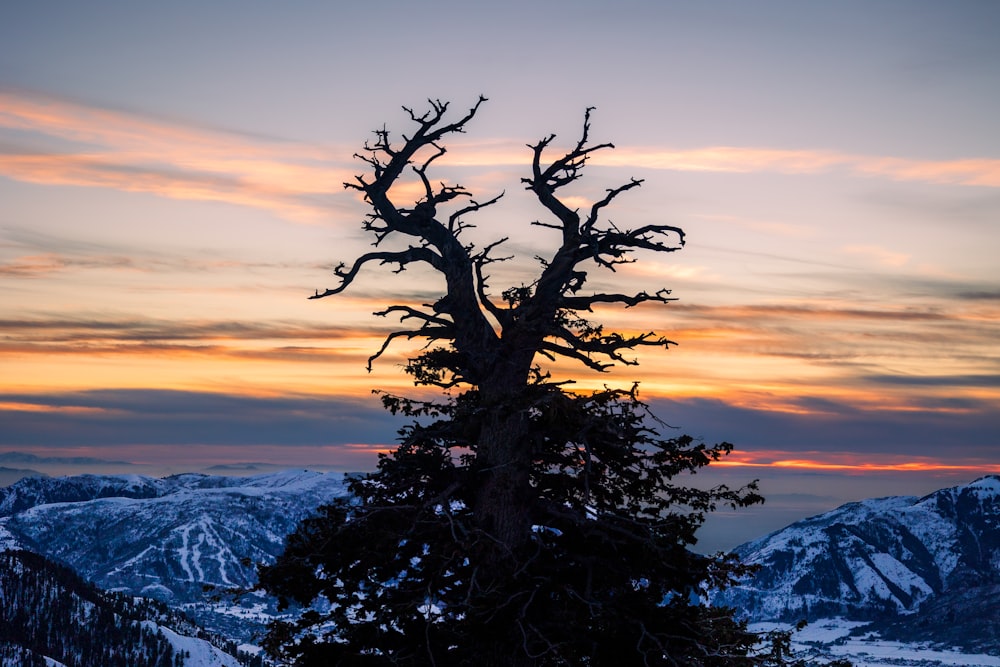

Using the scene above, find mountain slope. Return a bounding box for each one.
[713,475,1000,652]
[0,549,241,667]
[0,469,350,642]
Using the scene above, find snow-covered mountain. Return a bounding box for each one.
[713,475,1000,654]
[5,469,998,660]
[0,469,350,643]
[0,549,243,667]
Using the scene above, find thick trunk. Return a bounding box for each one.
[475,405,533,551]
[481,643,535,667]
[472,378,538,666]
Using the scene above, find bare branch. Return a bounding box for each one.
[374,304,453,328]
[472,238,512,322]
[317,100,686,385]
[310,248,442,300]
[448,191,504,234]
[521,107,616,234]
[538,340,613,373]
[366,326,452,371]
[583,178,644,233]
[559,289,678,311]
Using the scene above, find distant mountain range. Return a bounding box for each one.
[712,475,1000,654]
[0,469,350,643]
[2,469,997,661]
[0,451,133,466]
[0,466,44,487]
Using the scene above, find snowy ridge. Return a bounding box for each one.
[712,475,1000,652]
[0,469,350,642]
[1,549,238,666]
[142,622,241,667]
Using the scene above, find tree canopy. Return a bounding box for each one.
[259,98,771,666]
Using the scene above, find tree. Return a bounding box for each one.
[259,98,766,666]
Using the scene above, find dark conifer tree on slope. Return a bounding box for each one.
[259,98,771,666]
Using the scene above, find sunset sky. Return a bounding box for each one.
[2,1,998,550]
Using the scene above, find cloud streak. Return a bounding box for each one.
[2,90,999,232]
[0,315,398,373]
[714,451,1000,474]
[1,390,995,473]
[0,90,355,223]
[0,390,404,473]
[449,140,1000,188]
[595,147,1000,188]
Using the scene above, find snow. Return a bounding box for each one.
[901,503,960,579]
[145,622,242,667]
[831,638,1000,666]
[750,617,868,643]
[867,551,933,600]
[718,471,1000,629]
[968,475,1000,495]
[750,618,1000,667]
[0,520,20,550]
[177,523,196,582]
[843,550,932,610]
[200,517,235,586]
[107,544,157,577]
[140,583,175,599]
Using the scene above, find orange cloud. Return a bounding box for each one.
[595,146,1000,187]
[713,450,1000,474]
[451,140,1000,188]
[593,146,846,174]
[853,156,1000,188]
[0,401,116,415]
[0,91,356,223]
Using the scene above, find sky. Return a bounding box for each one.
[1,1,998,551]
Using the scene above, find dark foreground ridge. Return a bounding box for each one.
[0,549,248,666]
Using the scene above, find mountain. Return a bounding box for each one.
[0,451,132,466]
[713,475,1000,654]
[0,549,243,666]
[0,469,350,643]
[0,466,45,487]
[0,473,166,515]
[8,469,997,659]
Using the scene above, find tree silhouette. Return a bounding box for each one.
[260,98,767,666]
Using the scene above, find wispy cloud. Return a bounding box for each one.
[0,249,321,279]
[841,244,910,268]
[0,315,389,345]
[714,452,1000,474]
[0,90,355,223]
[0,389,402,457]
[449,140,1000,188]
[595,147,1000,187]
[3,90,998,231]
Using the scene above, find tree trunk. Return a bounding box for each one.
[475,406,533,550]
[473,380,537,666]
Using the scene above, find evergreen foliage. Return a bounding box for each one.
[261,387,767,665]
